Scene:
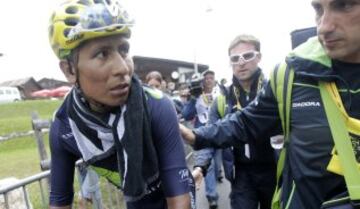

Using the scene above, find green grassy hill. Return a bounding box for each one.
[0,100,62,136]
[0,100,62,178]
[0,99,126,209]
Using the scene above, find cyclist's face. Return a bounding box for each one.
[76,35,134,107]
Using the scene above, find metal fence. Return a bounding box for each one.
[0,171,49,209]
[0,163,128,209]
[0,151,193,209]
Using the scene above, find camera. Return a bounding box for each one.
[189,74,203,97]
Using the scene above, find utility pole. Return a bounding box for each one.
[193,2,213,75]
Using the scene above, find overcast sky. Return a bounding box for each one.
[0,0,315,83]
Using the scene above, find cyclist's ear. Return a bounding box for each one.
[59,60,76,84]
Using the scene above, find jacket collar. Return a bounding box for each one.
[286,37,337,80]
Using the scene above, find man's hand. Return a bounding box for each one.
[192,167,204,190]
[179,124,196,145]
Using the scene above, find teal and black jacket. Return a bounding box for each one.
[193,37,360,209]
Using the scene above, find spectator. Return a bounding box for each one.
[161,80,167,93]
[167,82,176,96]
[181,70,220,209]
[146,71,163,90]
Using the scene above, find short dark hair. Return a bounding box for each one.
[145,71,163,83]
[202,70,215,77]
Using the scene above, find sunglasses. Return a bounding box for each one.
[229,51,259,65]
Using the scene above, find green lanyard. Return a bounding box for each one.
[319,81,360,201]
[233,73,264,110]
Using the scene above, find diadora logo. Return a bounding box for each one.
[292,101,321,108]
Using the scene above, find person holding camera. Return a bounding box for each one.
[182,70,216,127]
[181,70,220,209]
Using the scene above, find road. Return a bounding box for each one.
[185,147,231,209]
[195,177,231,209]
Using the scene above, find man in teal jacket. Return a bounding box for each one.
[180,0,360,208]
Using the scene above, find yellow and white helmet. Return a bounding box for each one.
[49,0,133,59]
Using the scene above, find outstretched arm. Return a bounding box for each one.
[179,123,196,145]
[181,82,282,150]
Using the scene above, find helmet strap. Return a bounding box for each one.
[66,58,75,75]
[68,59,115,114]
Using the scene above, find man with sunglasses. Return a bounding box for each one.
[180,0,360,208]
[192,34,277,209]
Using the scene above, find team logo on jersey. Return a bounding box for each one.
[292,101,321,108]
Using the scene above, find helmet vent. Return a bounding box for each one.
[63,28,71,37]
[77,0,91,5]
[50,13,56,21]
[66,6,78,14]
[65,17,79,26]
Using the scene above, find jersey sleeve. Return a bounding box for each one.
[149,96,192,197]
[49,119,78,206]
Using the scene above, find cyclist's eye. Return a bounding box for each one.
[95,50,109,59]
[118,43,129,57]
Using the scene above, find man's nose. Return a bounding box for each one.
[111,53,130,76]
[237,59,246,66]
[317,9,336,35]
